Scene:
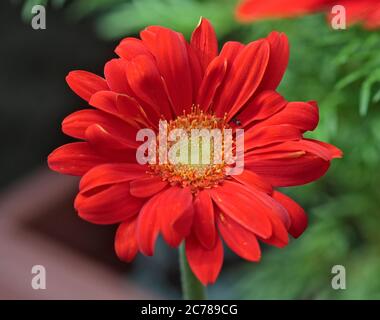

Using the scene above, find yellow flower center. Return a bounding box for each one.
[149,107,230,191]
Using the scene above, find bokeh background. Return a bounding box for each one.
[1,0,380,299]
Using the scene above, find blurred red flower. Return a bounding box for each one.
[236,0,380,30]
[48,18,342,285]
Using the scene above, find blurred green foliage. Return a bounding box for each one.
[18,0,237,38]
[224,15,380,300]
[17,0,380,299]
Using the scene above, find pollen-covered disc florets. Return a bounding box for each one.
[150,106,230,191]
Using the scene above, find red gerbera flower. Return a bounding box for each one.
[236,0,380,30]
[48,18,342,285]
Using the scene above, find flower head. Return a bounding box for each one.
[48,18,342,285]
[236,0,380,30]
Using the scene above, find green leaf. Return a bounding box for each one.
[94,0,236,40]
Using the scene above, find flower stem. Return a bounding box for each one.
[179,243,206,300]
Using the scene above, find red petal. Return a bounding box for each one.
[66,71,108,102]
[158,187,194,248]
[185,233,223,285]
[79,163,148,194]
[48,142,104,176]
[217,211,261,262]
[259,207,289,248]
[273,191,308,238]
[104,59,132,95]
[115,37,152,60]
[62,109,105,140]
[305,139,343,159]
[245,124,301,151]
[126,55,173,120]
[256,101,319,132]
[219,41,245,63]
[247,153,331,187]
[196,56,227,112]
[89,90,119,114]
[75,182,143,225]
[85,124,138,151]
[214,40,270,120]
[129,176,168,198]
[62,109,138,141]
[140,26,161,49]
[142,27,193,115]
[236,0,326,22]
[190,17,219,72]
[363,4,380,29]
[137,192,163,256]
[246,139,334,163]
[231,169,273,194]
[82,130,137,163]
[292,140,333,160]
[86,124,137,162]
[193,191,216,249]
[236,91,287,128]
[208,181,272,238]
[137,187,194,255]
[115,218,139,262]
[257,32,289,91]
[187,42,203,100]
[89,90,150,128]
[116,95,152,128]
